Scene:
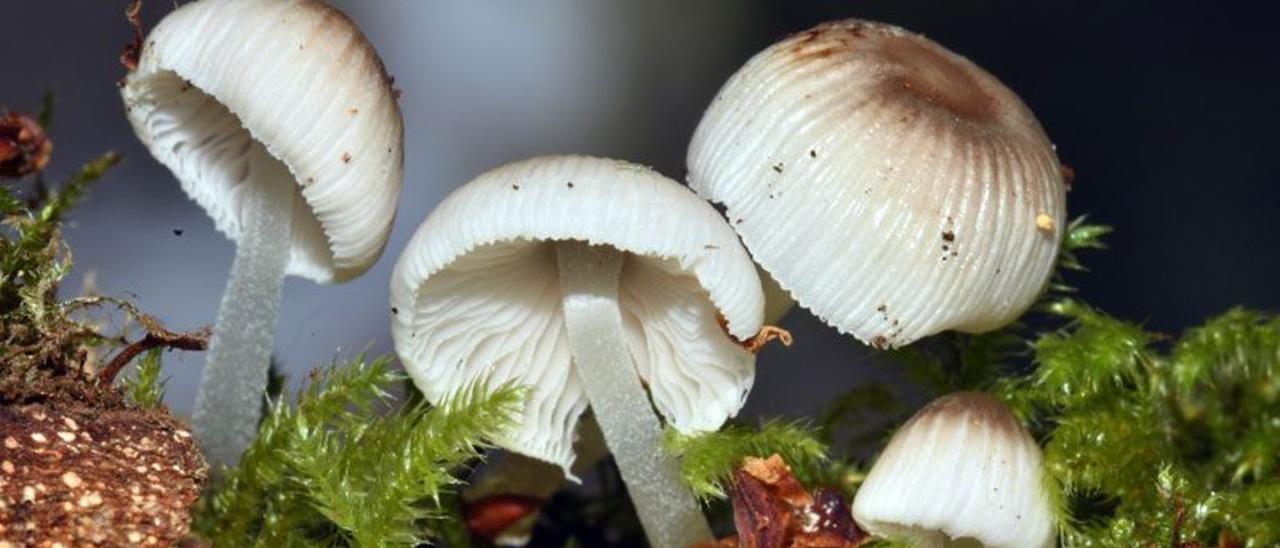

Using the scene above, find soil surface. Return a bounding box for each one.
[0,402,207,546]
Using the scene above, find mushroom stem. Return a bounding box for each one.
[191,166,295,467]
[555,241,713,547]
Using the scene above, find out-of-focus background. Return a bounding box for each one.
[2,1,1277,419]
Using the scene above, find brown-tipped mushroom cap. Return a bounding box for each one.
[852,392,1054,548]
[688,19,1067,348]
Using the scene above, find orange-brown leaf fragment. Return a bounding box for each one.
[743,454,812,508]
[717,313,794,354]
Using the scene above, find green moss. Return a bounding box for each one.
[664,420,829,501]
[995,302,1280,546]
[193,355,522,547]
[121,347,166,409]
[0,103,130,403]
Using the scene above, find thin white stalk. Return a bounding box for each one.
[192,169,295,467]
[556,241,712,547]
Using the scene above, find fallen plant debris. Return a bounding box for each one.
[0,110,52,179]
[96,313,210,388]
[464,493,545,542]
[718,312,795,354]
[120,0,144,72]
[701,454,867,548]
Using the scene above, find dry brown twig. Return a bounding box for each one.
[96,314,210,387]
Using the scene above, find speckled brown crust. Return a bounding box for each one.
[0,404,206,546]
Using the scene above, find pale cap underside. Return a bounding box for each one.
[122,0,404,283]
[391,156,765,473]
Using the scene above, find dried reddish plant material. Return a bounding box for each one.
[718,454,868,548]
[463,494,544,542]
[0,112,52,178]
[718,313,794,354]
[1060,163,1076,192]
[791,488,864,547]
[743,454,811,508]
[732,466,796,548]
[0,403,207,546]
[120,0,144,71]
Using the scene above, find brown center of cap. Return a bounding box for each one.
[876,35,998,122]
[791,22,1001,123]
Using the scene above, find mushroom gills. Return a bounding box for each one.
[555,240,712,547]
[190,142,296,467]
[132,71,331,278]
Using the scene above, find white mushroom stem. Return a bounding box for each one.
[555,241,712,547]
[191,167,295,467]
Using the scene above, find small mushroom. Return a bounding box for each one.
[851,392,1055,548]
[391,155,767,547]
[121,0,403,465]
[688,19,1067,348]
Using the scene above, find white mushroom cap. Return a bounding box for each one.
[122,0,403,283]
[688,19,1066,348]
[852,392,1055,548]
[391,155,765,473]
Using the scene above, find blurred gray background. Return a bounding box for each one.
[3,1,1277,420]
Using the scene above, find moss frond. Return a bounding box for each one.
[1005,305,1280,546]
[193,355,521,547]
[121,347,165,409]
[1,146,132,402]
[664,420,827,501]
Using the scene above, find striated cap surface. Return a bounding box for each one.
[688,19,1066,348]
[852,392,1055,548]
[122,0,404,283]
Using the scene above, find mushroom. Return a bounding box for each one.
[687,19,1067,348]
[120,0,403,465]
[851,392,1055,548]
[391,155,766,546]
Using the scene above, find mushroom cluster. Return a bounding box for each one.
[111,4,1069,546]
[387,15,1067,548]
[121,0,404,466]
